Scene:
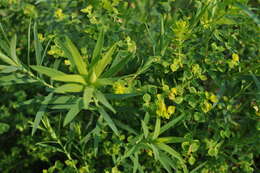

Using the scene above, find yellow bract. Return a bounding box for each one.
[55,9,65,20]
[113,82,127,94]
[202,101,212,113]
[156,94,176,119]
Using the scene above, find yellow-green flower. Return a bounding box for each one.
[209,94,218,103]
[169,87,177,100]
[81,5,93,14]
[38,33,44,42]
[232,53,239,62]
[167,106,176,115]
[156,94,169,119]
[253,105,260,116]
[55,8,65,20]
[64,60,71,66]
[113,82,127,94]
[201,101,212,113]
[192,64,202,76]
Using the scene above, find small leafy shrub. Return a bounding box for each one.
[0,0,259,172]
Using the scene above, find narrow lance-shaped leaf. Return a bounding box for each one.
[10,34,19,64]
[54,83,84,93]
[52,74,86,84]
[156,143,188,173]
[158,152,173,173]
[63,98,83,126]
[83,87,94,109]
[102,53,132,78]
[56,37,87,74]
[160,114,185,135]
[0,23,10,46]
[235,2,260,26]
[32,93,53,135]
[93,43,117,78]
[0,51,18,66]
[141,120,149,138]
[152,117,161,140]
[98,106,119,136]
[27,18,32,65]
[31,65,65,77]
[92,28,104,65]
[33,22,43,65]
[94,90,116,113]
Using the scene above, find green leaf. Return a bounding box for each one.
[235,2,260,26]
[92,28,104,64]
[0,51,17,66]
[10,34,19,64]
[0,73,37,86]
[56,37,87,74]
[0,39,10,57]
[105,93,140,100]
[27,18,32,66]
[0,65,18,73]
[52,74,86,84]
[32,93,53,135]
[156,143,182,161]
[152,117,161,140]
[158,152,173,173]
[102,53,132,77]
[63,98,83,126]
[144,112,150,124]
[33,22,43,65]
[160,114,185,135]
[31,65,65,77]
[93,43,117,78]
[0,122,10,135]
[54,83,84,93]
[0,23,10,47]
[114,119,138,135]
[83,87,94,109]
[141,120,149,139]
[132,154,139,173]
[190,161,207,173]
[94,77,116,86]
[156,143,188,173]
[94,90,116,113]
[98,106,119,136]
[148,143,160,161]
[156,137,191,144]
[121,145,139,161]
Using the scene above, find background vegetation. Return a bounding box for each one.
[0,0,259,172]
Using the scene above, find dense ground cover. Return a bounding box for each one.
[0,0,259,172]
